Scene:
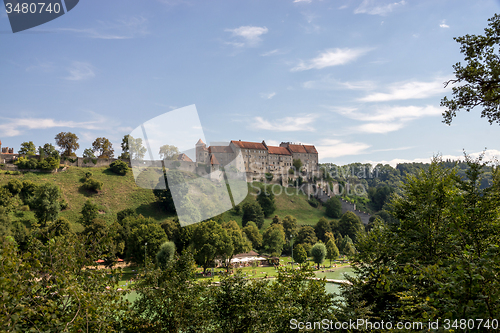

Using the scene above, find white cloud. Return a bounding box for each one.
[354,0,406,16]
[253,114,317,131]
[440,20,450,28]
[0,117,106,137]
[260,92,276,99]
[359,78,449,102]
[294,0,312,3]
[261,49,280,56]
[291,48,370,71]
[352,122,406,134]
[60,16,148,39]
[317,139,371,159]
[303,75,375,90]
[225,26,268,47]
[65,61,95,81]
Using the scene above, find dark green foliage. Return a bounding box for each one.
[325,196,342,218]
[14,156,38,169]
[156,241,176,269]
[82,177,103,192]
[338,211,364,243]
[307,197,319,208]
[314,217,331,243]
[6,179,23,195]
[292,158,303,172]
[59,199,69,210]
[117,208,137,223]
[109,159,129,175]
[311,242,327,269]
[256,187,276,217]
[262,224,285,256]
[282,215,298,243]
[125,215,168,264]
[264,172,273,181]
[242,201,265,228]
[18,141,36,155]
[441,14,500,125]
[0,187,16,212]
[242,221,263,249]
[295,225,317,246]
[31,183,61,226]
[80,200,99,227]
[55,132,79,156]
[20,180,37,206]
[84,171,93,179]
[191,220,232,273]
[368,185,393,211]
[325,238,339,266]
[293,243,307,264]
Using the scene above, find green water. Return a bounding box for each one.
[314,266,355,295]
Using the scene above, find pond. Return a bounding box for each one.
[314,266,355,296]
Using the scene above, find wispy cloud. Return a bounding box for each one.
[294,0,312,3]
[65,61,95,81]
[26,60,55,73]
[253,114,317,131]
[317,138,371,159]
[354,0,406,16]
[303,75,375,90]
[440,20,450,28]
[260,92,276,99]
[359,78,449,102]
[225,26,268,47]
[261,49,288,56]
[60,16,148,39]
[0,116,106,137]
[291,48,371,71]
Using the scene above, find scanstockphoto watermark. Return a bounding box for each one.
[250,179,368,197]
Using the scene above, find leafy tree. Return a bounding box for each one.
[241,201,265,228]
[156,241,176,269]
[325,196,342,218]
[120,134,130,159]
[368,185,393,211]
[242,221,263,249]
[20,180,37,206]
[83,148,95,158]
[311,242,327,269]
[128,135,147,160]
[325,238,339,266]
[39,143,59,158]
[6,179,23,195]
[18,141,36,155]
[338,211,364,243]
[55,132,79,156]
[126,215,168,265]
[262,224,285,256]
[295,225,318,246]
[256,188,276,217]
[109,159,129,175]
[314,217,332,243]
[92,137,114,158]
[159,144,180,160]
[46,217,72,237]
[301,243,312,257]
[293,243,307,265]
[31,183,61,227]
[441,14,500,125]
[292,158,303,172]
[160,218,180,245]
[80,200,99,227]
[282,215,298,243]
[191,220,232,274]
[222,220,252,271]
[117,207,137,223]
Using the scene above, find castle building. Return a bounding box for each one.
[195,139,319,179]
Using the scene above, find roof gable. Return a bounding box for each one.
[231,140,267,150]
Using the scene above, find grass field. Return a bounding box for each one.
[0,167,329,231]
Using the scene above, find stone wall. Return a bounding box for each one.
[340,198,371,226]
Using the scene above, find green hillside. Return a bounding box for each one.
[0,167,327,231]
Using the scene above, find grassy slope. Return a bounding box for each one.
[0,168,327,231]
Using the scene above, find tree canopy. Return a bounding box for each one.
[55,132,79,156]
[92,137,114,158]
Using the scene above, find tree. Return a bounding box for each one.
[80,200,99,227]
[159,144,180,160]
[109,159,129,175]
[282,215,298,243]
[325,238,339,267]
[292,159,303,172]
[256,188,276,217]
[241,201,265,229]
[242,221,263,249]
[18,141,36,155]
[31,183,61,227]
[39,143,59,158]
[293,243,307,265]
[128,135,147,160]
[55,132,79,156]
[295,225,317,246]
[325,196,342,218]
[120,134,130,159]
[311,242,327,269]
[314,217,332,243]
[441,14,500,125]
[126,215,168,264]
[156,241,176,269]
[338,211,364,243]
[222,220,252,271]
[191,220,232,274]
[83,148,95,159]
[262,224,285,256]
[92,137,114,158]
[6,179,23,195]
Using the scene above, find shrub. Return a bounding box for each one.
[308,197,319,208]
[265,173,273,182]
[85,171,93,179]
[109,160,129,175]
[60,199,69,210]
[6,179,23,195]
[4,170,10,175]
[0,163,4,168]
[82,178,103,192]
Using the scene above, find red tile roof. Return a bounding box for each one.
[177,153,193,162]
[267,146,291,155]
[231,140,267,150]
[303,145,318,154]
[210,155,220,165]
[209,146,233,153]
[196,139,205,145]
[286,144,307,153]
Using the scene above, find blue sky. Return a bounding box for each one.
[1,0,500,166]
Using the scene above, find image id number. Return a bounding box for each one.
[5,2,61,14]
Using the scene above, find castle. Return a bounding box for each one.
[194,139,319,181]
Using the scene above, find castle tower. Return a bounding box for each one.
[195,139,208,164]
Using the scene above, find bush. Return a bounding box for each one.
[265,173,273,182]
[0,163,4,168]
[60,199,69,210]
[14,156,38,169]
[325,196,342,218]
[307,197,319,208]
[82,178,103,192]
[85,171,93,179]
[4,170,10,175]
[109,160,129,175]
[6,179,23,195]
